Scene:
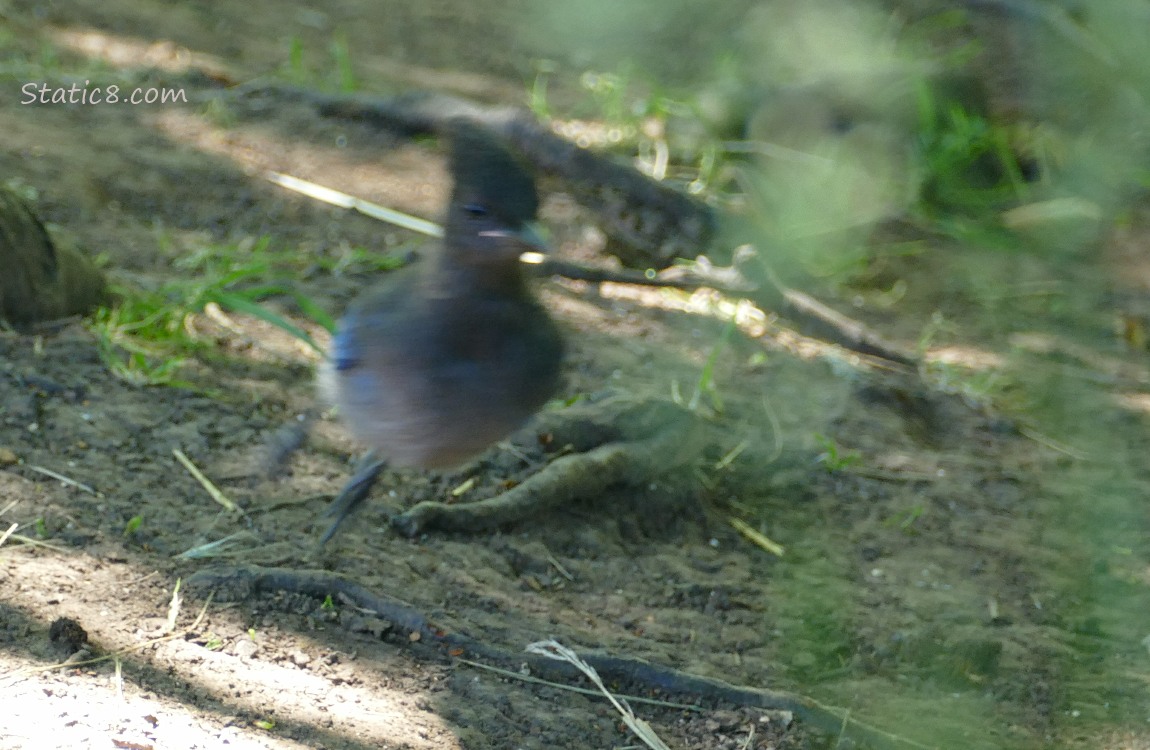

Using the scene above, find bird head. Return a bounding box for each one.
[442,120,546,265]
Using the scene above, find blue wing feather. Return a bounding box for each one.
[330,325,361,372]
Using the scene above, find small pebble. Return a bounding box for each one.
[232,638,258,660]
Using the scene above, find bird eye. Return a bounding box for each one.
[463,203,488,217]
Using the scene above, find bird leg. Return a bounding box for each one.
[320,451,388,545]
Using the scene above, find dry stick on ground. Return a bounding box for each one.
[527,639,673,750]
[537,257,918,368]
[232,85,716,268]
[234,83,915,369]
[186,564,927,750]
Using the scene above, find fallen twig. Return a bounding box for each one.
[528,639,672,750]
[173,448,237,512]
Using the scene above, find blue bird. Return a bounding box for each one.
[317,121,564,543]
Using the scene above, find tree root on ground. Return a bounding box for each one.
[187,563,917,749]
[392,393,704,537]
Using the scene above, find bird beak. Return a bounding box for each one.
[479,221,550,264]
[515,222,549,265]
[515,221,549,252]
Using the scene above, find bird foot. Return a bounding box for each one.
[319,452,388,545]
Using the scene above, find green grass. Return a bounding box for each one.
[89,299,194,387]
[813,433,862,473]
[281,31,360,92]
[86,236,406,387]
[915,88,1032,216]
[123,515,144,537]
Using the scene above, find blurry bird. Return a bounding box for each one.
[317,121,564,543]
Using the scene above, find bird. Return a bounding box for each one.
[316,120,564,543]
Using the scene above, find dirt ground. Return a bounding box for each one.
[2,2,1149,749]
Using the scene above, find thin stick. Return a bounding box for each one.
[25,465,97,495]
[729,517,785,557]
[114,657,124,702]
[163,579,183,635]
[527,640,672,750]
[543,547,574,582]
[0,533,68,552]
[177,531,260,560]
[266,171,444,238]
[173,448,237,512]
[1018,426,1090,461]
[714,439,749,471]
[455,658,701,712]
